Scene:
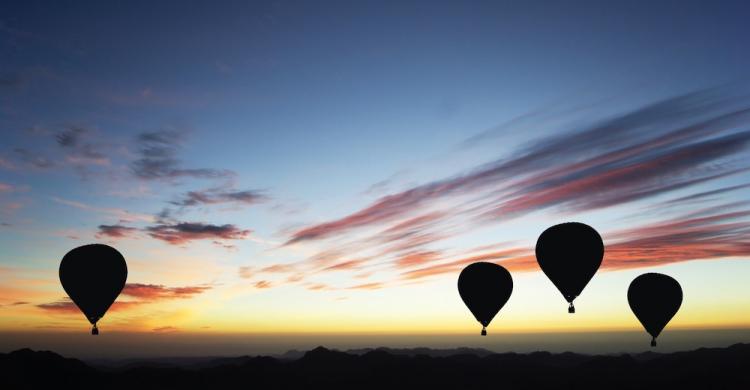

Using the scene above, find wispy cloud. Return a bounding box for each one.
[122,283,211,300]
[13,148,55,169]
[152,326,179,333]
[273,89,750,289]
[37,299,142,314]
[96,224,138,238]
[55,125,110,167]
[130,129,234,181]
[37,283,212,315]
[291,92,750,245]
[52,196,154,223]
[146,222,251,245]
[254,280,272,289]
[170,188,267,207]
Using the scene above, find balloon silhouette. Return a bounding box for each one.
[458,262,513,336]
[535,222,603,313]
[628,273,682,347]
[59,244,128,335]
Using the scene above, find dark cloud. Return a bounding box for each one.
[170,188,267,207]
[13,148,55,169]
[55,125,108,168]
[56,126,85,147]
[96,224,138,238]
[146,222,251,245]
[131,129,234,181]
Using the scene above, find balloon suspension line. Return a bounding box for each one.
[651,337,656,347]
[568,302,575,314]
[92,323,99,336]
[481,326,487,336]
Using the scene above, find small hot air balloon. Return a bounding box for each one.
[59,244,128,335]
[535,222,603,313]
[458,262,513,336]
[628,273,682,347]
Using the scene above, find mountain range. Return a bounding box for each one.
[2,343,748,389]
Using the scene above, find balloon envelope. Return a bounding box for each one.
[59,244,128,330]
[535,222,603,312]
[457,262,513,335]
[628,273,682,346]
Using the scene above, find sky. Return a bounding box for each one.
[1,1,750,357]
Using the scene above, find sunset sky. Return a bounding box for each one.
[1,1,750,357]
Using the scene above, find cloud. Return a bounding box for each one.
[170,188,267,207]
[400,248,532,281]
[287,90,750,245]
[306,283,329,291]
[145,222,251,245]
[346,282,383,290]
[131,129,234,181]
[399,202,750,282]
[96,224,138,239]
[393,251,442,268]
[56,126,85,147]
[0,183,15,193]
[55,125,110,166]
[52,196,154,223]
[658,183,750,206]
[254,280,272,289]
[14,148,55,169]
[152,326,179,333]
[0,157,15,170]
[37,300,141,314]
[260,263,297,273]
[37,283,211,315]
[322,259,367,271]
[238,266,254,279]
[602,207,750,270]
[121,283,212,300]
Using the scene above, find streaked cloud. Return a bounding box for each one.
[96,224,138,239]
[266,90,750,291]
[288,91,750,245]
[146,222,251,245]
[122,283,211,300]
[52,196,154,223]
[131,129,234,181]
[170,188,267,207]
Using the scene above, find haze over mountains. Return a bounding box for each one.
[2,344,748,390]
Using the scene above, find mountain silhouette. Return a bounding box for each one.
[2,344,749,389]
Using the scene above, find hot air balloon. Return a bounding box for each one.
[535,222,603,313]
[458,262,513,336]
[59,244,128,335]
[628,273,682,347]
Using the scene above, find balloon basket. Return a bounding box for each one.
[568,303,575,314]
[481,327,487,336]
[92,324,99,335]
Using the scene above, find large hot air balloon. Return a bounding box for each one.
[59,244,128,335]
[458,262,513,336]
[535,222,603,313]
[628,273,682,347]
